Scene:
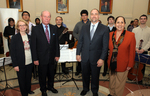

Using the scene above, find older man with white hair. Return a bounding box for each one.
[31,11,60,96]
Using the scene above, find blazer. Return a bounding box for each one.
[31,24,60,65]
[101,5,110,12]
[10,33,32,68]
[77,23,109,64]
[107,30,136,72]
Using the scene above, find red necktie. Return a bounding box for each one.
[45,26,50,43]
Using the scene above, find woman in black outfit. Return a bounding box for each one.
[4,18,15,49]
[10,19,34,96]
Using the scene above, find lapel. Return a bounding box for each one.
[87,23,91,41]
[49,24,53,41]
[17,33,25,52]
[18,33,24,45]
[39,24,49,44]
[90,23,101,42]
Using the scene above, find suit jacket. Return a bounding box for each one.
[77,23,109,64]
[31,24,60,65]
[101,5,110,12]
[107,30,136,72]
[10,33,32,68]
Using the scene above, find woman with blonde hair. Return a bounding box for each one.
[10,19,34,96]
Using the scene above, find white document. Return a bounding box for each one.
[60,44,69,50]
[59,48,77,62]
[0,57,12,67]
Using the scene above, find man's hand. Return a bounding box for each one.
[97,59,104,67]
[55,57,60,61]
[126,67,131,71]
[136,48,140,53]
[136,48,145,54]
[76,55,81,62]
[65,41,68,44]
[14,66,19,72]
[34,60,39,65]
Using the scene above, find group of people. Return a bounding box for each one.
[4,8,150,96]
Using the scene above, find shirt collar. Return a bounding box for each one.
[82,19,89,23]
[42,23,49,28]
[139,25,147,29]
[91,22,99,27]
[108,24,115,27]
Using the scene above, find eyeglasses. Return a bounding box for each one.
[23,14,29,16]
[18,25,26,27]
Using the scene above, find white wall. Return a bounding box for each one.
[0,0,150,32]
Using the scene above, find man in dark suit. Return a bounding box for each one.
[101,1,110,12]
[9,0,20,9]
[31,11,60,96]
[76,9,109,96]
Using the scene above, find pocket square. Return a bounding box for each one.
[53,33,55,35]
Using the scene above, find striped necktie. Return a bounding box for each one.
[45,26,50,43]
[90,25,95,40]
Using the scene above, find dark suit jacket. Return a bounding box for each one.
[77,23,109,64]
[31,24,60,65]
[101,5,110,12]
[10,33,32,68]
[10,1,20,9]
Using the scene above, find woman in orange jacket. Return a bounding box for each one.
[107,16,136,96]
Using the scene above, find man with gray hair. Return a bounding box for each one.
[31,11,60,96]
[76,9,109,96]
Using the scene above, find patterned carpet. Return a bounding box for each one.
[29,82,109,96]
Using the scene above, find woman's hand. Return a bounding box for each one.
[126,67,131,71]
[14,66,19,72]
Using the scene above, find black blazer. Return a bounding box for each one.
[77,23,109,64]
[31,24,60,65]
[10,33,32,68]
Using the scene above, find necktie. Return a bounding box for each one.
[45,26,50,43]
[90,25,95,40]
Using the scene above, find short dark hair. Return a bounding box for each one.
[22,11,30,17]
[107,16,115,21]
[115,16,126,24]
[80,10,88,16]
[130,20,134,24]
[8,18,15,26]
[134,18,139,22]
[55,16,63,20]
[35,18,40,22]
[139,14,148,19]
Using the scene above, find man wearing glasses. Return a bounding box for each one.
[22,11,35,35]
